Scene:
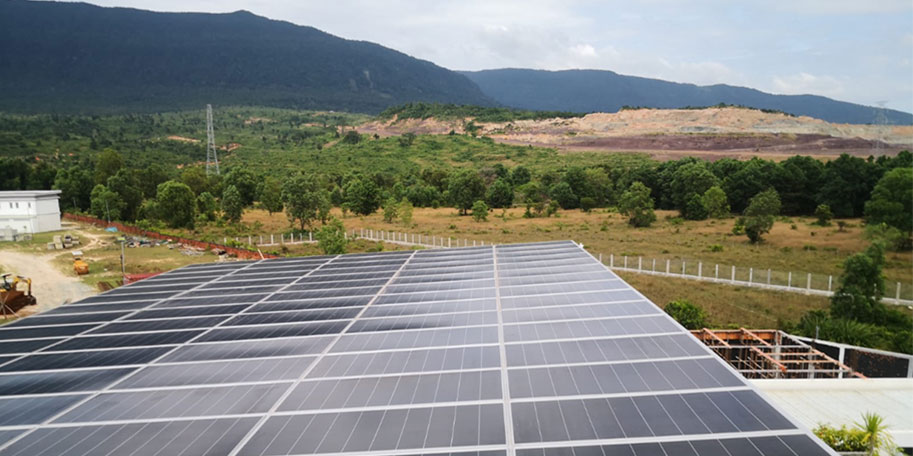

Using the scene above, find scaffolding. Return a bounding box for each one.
[692,329,864,379]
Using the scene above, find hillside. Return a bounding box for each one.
[0,1,493,114]
[461,69,913,125]
[360,105,913,161]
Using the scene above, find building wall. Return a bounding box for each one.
[0,193,61,235]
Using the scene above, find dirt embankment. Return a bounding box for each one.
[360,107,913,161]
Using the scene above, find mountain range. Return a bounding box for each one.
[0,0,910,124]
[461,69,913,125]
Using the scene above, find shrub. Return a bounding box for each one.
[315,217,347,254]
[708,244,723,252]
[471,200,489,222]
[664,299,707,330]
[618,182,656,228]
[814,204,833,226]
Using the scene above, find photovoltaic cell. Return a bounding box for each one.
[0,241,835,456]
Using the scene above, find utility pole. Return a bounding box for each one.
[206,104,220,175]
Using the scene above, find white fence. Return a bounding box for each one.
[223,229,912,306]
[599,253,911,306]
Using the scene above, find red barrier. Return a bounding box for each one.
[62,213,278,260]
[124,272,162,284]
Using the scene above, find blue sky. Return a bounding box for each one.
[76,0,913,113]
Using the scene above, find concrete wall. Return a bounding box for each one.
[0,192,61,235]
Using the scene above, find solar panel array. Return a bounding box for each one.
[0,240,835,456]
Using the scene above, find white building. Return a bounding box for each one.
[0,190,62,237]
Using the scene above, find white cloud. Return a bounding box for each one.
[569,44,598,58]
[772,72,846,97]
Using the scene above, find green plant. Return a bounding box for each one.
[855,412,898,456]
[664,299,708,330]
[740,188,780,243]
[708,244,723,252]
[315,217,347,255]
[814,204,833,226]
[813,424,868,452]
[618,182,656,228]
[471,200,489,222]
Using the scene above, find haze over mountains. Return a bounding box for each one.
[1,0,910,124]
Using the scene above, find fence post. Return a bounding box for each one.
[610,254,614,268]
[698,262,702,278]
[767,269,771,285]
[624,256,628,269]
[248,235,252,245]
[449,237,452,248]
[681,261,686,276]
[638,257,642,271]
[652,259,656,272]
[666,259,670,274]
[749,268,753,285]
[223,237,227,244]
[807,273,812,294]
[270,234,274,244]
[788,272,792,288]
[896,282,901,304]
[731,265,735,282]
[259,235,263,244]
[828,275,833,292]
[599,253,603,263]
[715,264,719,281]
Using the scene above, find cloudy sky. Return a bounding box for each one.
[73,0,913,113]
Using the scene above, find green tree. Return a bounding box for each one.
[397,132,416,147]
[155,180,196,229]
[344,177,381,215]
[282,173,330,230]
[341,130,361,144]
[139,164,173,199]
[106,169,143,221]
[682,193,708,220]
[818,154,880,218]
[260,176,284,215]
[54,167,94,211]
[549,181,578,209]
[316,217,347,254]
[196,192,217,221]
[221,185,244,223]
[664,299,707,330]
[472,200,489,222]
[399,198,414,226]
[670,162,719,211]
[864,167,912,239]
[830,243,885,324]
[94,148,124,185]
[485,178,514,208]
[510,166,531,186]
[579,197,597,213]
[740,188,780,243]
[447,169,486,215]
[814,204,833,226]
[701,186,730,218]
[223,168,259,206]
[382,197,399,223]
[618,182,657,227]
[89,184,124,221]
[180,166,210,196]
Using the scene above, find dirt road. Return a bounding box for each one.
[0,250,96,314]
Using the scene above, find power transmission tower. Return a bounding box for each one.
[206,104,220,175]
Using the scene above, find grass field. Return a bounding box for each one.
[241,207,911,285]
[236,206,909,328]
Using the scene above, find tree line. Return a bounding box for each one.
[1,149,910,246]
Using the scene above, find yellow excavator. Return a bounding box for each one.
[0,274,37,315]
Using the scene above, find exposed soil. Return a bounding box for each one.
[360,107,913,161]
[0,251,95,315]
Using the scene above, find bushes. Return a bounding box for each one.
[618,182,657,228]
[664,299,707,330]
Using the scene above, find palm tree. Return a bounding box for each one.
[855,412,898,456]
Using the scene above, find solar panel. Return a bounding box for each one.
[0,241,835,455]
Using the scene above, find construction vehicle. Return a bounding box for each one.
[0,274,36,315]
[72,251,89,275]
